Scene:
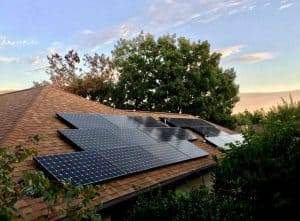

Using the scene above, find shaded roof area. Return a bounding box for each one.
[0,86,220,220]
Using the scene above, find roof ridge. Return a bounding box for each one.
[0,86,46,97]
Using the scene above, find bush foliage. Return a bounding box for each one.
[0,138,102,221]
[126,102,300,221]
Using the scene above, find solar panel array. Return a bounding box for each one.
[165,118,244,150]
[34,113,208,185]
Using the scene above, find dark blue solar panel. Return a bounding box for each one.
[110,128,158,147]
[165,118,223,137]
[34,151,126,185]
[59,128,158,150]
[128,116,165,127]
[142,143,190,164]
[166,118,211,127]
[190,126,223,137]
[99,146,164,173]
[34,113,211,186]
[59,129,128,150]
[141,127,197,142]
[169,140,209,159]
[57,113,117,129]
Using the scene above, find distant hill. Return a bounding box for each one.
[234,90,300,114]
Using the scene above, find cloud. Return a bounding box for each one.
[217,44,246,58]
[230,52,276,63]
[79,29,95,35]
[81,22,139,49]
[279,0,293,10]
[279,3,293,10]
[0,36,38,49]
[0,56,19,63]
[80,0,262,50]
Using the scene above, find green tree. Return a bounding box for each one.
[112,33,239,125]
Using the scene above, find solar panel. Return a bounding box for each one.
[128,116,165,127]
[142,143,190,164]
[169,140,209,158]
[141,127,197,142]
[34,151,126,185]
[99,146,164,173]
[102,115,165,128]
[165,118,224,137]
[205,134,244,150]
[190,126,224,137]
[34,113,211,186]
[59,129,128,150]
[57,113,117,129]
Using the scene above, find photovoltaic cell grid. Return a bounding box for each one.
[57,113,165,129]
[56,113,118,129]
[35,141,208,185]
[35,151,125,185]
[34,113,209,186]
[59,128,158,151]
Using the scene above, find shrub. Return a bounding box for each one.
[126,102,300,221]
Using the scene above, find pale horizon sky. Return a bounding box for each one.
[0,0,299,93]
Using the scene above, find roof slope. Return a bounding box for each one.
[1,86,219,220]
[0,87,43,143]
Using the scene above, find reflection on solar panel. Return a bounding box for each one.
[165,117,244,150]
[205,134,244,150]
[141,127,197,142]
[34,113,209,186]
[165,118,223,137]
[190,126,225,137]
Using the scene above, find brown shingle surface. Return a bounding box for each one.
[0,87,42,144]
[0,86,220,220]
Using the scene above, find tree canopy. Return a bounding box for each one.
[37,33,239,126]
[112,33,239,125]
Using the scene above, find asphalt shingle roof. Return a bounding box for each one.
[0,86,220,220]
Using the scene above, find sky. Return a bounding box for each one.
[0,0,299,92]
